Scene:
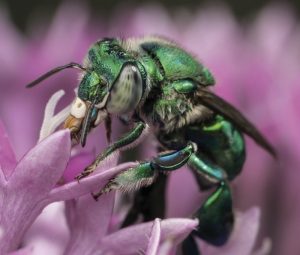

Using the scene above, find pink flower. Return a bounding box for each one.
[1,1,299,254]
[0,120,143,253]
[0,76,198,254]
[65,192,197,255]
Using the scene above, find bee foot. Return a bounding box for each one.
[91,180,119,200]
[75,166,97,181]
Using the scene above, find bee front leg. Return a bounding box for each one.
[75,121,147,180]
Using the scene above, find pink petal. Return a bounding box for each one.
[0,130,71,253]
[252,238,272,255]
[157,240,176,255]
[199,207,260,255]
[0,120,17,178]
[146,218,161,255]
[99,218,198,254]
[7,130,71,199]
[63,152,95,182]
[8,247,33,255]
[64,193,115,255]
[47,162,138,202]
[23,202,69,255]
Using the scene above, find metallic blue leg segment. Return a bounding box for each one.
[152,142,196,171]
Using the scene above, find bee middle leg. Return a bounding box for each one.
[95,141,234,247]
[92,142,197,198]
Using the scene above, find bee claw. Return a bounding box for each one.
[75,165,97,181]
[75,171,89,181]
[75,173,83,181]
[91,186,109,201]
[91,192,100,201]
[91,179,118,201]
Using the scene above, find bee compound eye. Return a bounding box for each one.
[70,97,87,118]
[106,64,143,114]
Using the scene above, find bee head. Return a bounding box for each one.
[26,37,145,147]
[64,39,146,146]
[25,62,110,147]
[64,70,110,147]
[68,62,144,146]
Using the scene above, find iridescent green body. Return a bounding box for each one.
[74,36,250,248]
[27,34,275,253]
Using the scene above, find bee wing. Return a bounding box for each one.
[197,88,277,158]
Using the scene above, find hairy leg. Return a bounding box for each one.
[76,121,147,180]
[92,142,196,199]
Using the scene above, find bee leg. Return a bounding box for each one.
[92,142,196,199]
[188,154,233,246]
[92,162,158,200]
[187,115,245,185]
[121,143,197,226]
[75,121,147,180]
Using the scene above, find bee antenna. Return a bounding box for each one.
[26,62,87,88]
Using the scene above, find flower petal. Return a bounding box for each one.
[0,131,71,253]
[252,238,272,255]
[47,162,138,202]
[199,207,260,255]
[64,193,115,255]
[23,202,69,255]
[99,218,198,254]
[8,130,71,200]
[146,218,161,255]
[63,152,95,183]
[157,240,176,255]
[8,247,33,255]
[0,120,17,179]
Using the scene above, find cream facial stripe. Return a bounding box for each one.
[70,97,87,118]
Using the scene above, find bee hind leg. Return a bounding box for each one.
[187,154,234,246]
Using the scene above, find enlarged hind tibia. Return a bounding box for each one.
[193,182,234,246]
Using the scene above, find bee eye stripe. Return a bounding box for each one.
[70,97,87,118]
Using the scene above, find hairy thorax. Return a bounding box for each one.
[141,85,213,134]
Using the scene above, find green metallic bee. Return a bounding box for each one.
[27,36,276,248]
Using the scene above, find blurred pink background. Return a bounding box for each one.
[0,1,299,254]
